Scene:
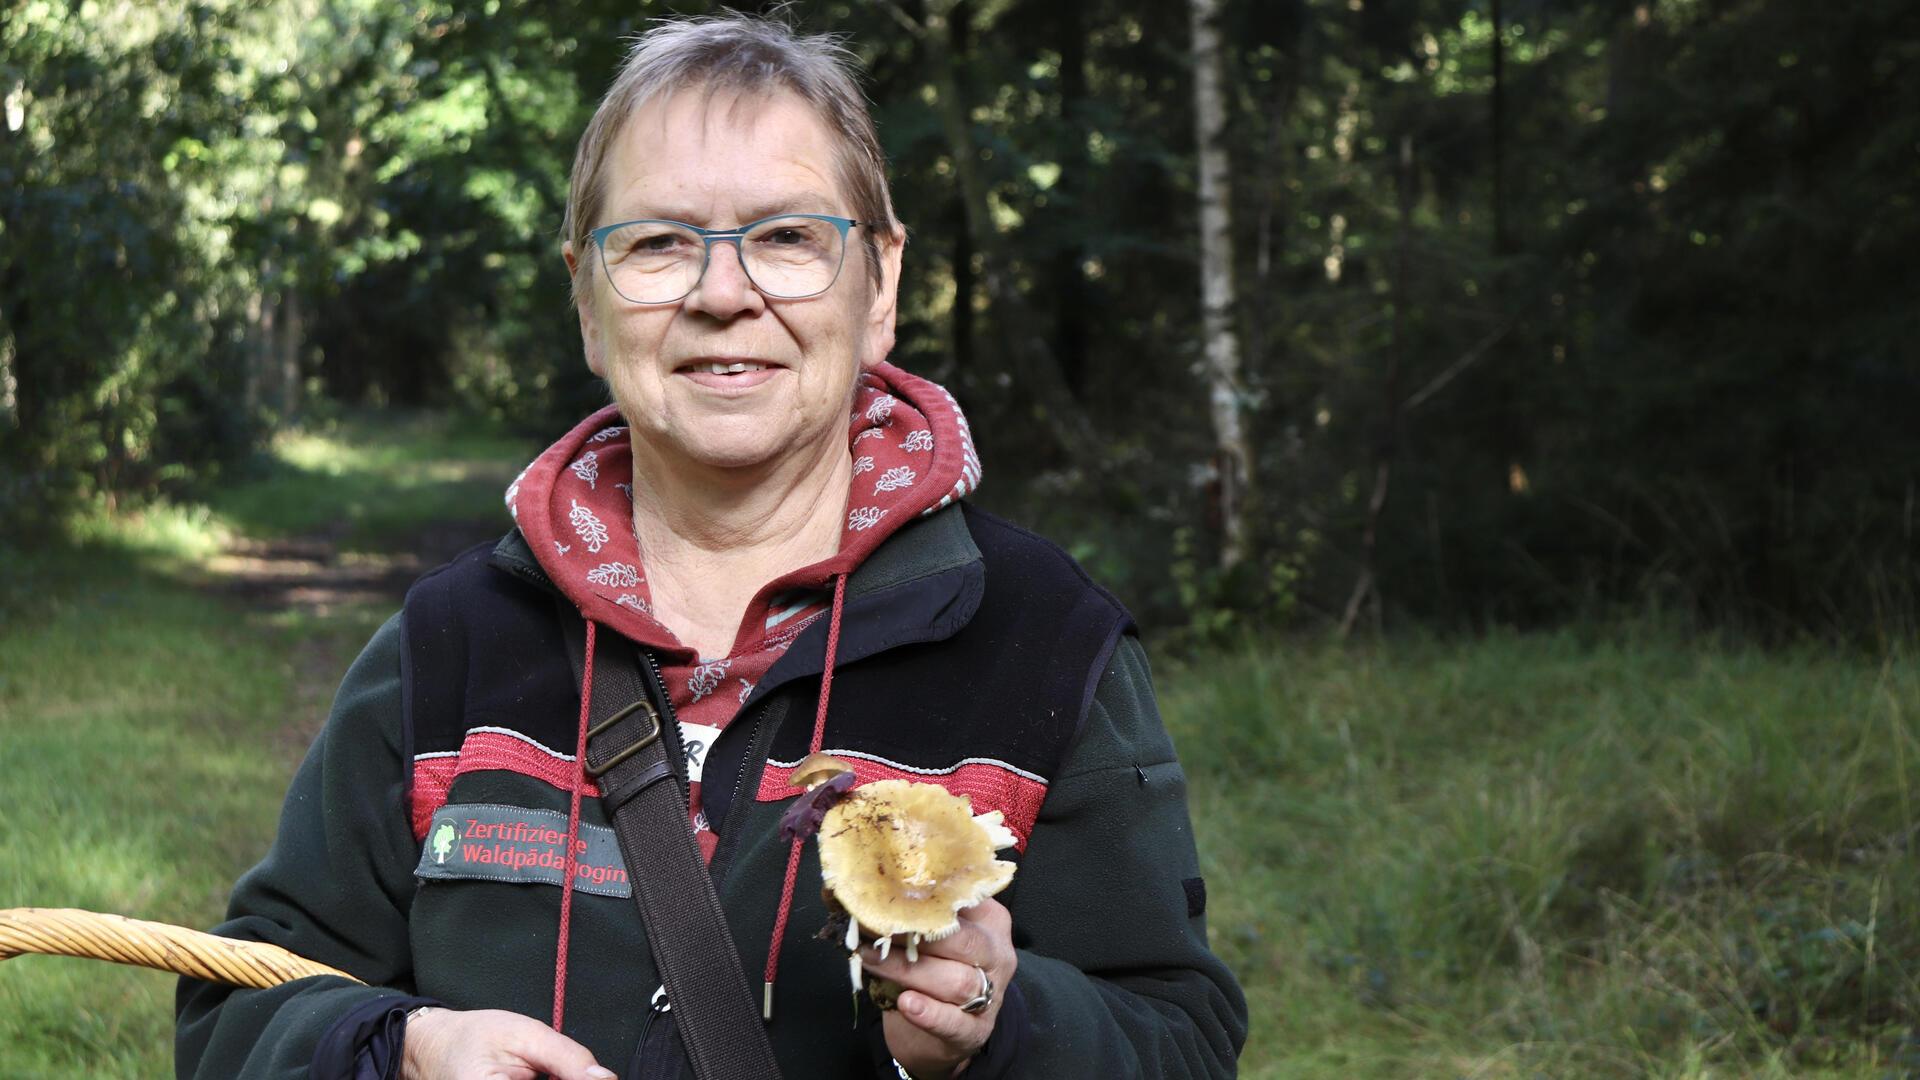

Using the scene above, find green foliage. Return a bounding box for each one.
[1166,524,1303,647]
[1236,0,1920,640]
[0,0,264,511]
[4,0,1915,638]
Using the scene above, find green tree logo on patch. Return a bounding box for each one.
[431,822,456,864]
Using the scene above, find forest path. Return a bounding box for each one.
[206,514,501,617]
[203,512,508,752]
[168,413,538,750]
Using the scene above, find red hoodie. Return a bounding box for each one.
[506,361,981,860]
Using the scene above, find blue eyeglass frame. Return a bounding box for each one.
[588,213,866,304]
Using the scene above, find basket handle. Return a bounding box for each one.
[0,907,363,989]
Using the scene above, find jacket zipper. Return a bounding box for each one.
[637,647,692,799]
[717,706,761,837]
[705,699,778,884]
[501,558,556,593]
[502,540,782,881]
[629,982,687,1080]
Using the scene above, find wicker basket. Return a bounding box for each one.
[0,907,361,989]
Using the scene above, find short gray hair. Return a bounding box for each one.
[563,12,898,300]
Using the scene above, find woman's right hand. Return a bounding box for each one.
[402,1007,616,1080]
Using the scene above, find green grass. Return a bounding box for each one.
[1167,628,1920,1078]
[0,411,536,1079]
[202,410,534,546]
[5,412,1916,1077]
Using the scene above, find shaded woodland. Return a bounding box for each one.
[4,0,1916,639]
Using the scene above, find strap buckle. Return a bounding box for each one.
[583,698,662,779]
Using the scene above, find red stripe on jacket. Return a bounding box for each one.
[411,732,1047,853]
[756,753,1047,852]
[410,729,603,840]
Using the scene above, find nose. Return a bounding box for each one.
[682,237,765,320]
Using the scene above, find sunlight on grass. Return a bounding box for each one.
[207,410,537,544]
[59,498,235,564]
[0,409,531,1077]
[9,412,534,584]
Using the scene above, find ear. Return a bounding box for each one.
[858,224,907,371]
[564,241,605,377]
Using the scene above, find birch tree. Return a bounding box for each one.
[1189,0,1256,570]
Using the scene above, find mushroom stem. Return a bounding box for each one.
[845,915,864,994]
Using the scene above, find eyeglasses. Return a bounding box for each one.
[588,214,865,305]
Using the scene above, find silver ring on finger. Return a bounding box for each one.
[958,964,994,1015]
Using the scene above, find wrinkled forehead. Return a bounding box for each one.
[606,84,853,217]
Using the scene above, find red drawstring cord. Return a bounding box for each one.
[553,617,597,1031]
[555,578,847,1024]
[762,572,848,1019]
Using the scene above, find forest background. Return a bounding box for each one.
[2,0,1918,1076]
[7,0,1917,638]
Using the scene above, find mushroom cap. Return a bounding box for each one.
[789,752,856,791]
[817,780,1016,940]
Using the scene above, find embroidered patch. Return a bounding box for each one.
[415,803,632,898]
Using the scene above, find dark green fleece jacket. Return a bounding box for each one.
[176,504,1247,1078]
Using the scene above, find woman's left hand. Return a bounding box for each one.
[862,898,1018,1079]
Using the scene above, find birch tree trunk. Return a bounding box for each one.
[1189,0,1256,570]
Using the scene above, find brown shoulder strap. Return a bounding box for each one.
[559,610,783,1080]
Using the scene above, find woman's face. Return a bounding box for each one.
[566,88,902,477]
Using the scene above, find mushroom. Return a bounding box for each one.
[818,779,1015,940]
[790,752,857,791]
[801,777,1017,1006]
[784,760,1019,1006]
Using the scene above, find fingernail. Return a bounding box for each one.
[587,1067,617,1079]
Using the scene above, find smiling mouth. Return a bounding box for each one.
[676,359,777,375]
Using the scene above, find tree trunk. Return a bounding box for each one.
[0,68,33,443]
[0,252,27,440]
[1048,0,1090,399]
[945,6,974,378]
[1339,134,1415,639]
[243,265,275,418]
[949,193,974,376]
[921,0,1098,461]
[274,289,303,419]
[1490,0,1510,255]
[1188,0,1256,571]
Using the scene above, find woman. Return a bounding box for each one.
[177,14,1245,1079]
